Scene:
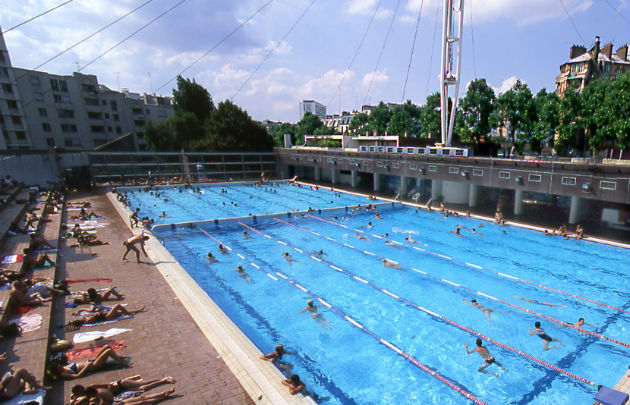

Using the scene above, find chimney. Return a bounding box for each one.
[616,45,628,62]
[601,42,613,59]
[570,45,587,59]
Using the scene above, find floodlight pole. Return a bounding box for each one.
[439,0,464,147]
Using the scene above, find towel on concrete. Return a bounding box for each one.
[0,389,45,405]
[0,254,24,264]
[9,313,43,333]
[65,340,126,361]
[84,314,133,327]
[66,278,113,285]
[73,328,132,344]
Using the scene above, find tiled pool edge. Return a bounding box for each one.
[106,192,315,405]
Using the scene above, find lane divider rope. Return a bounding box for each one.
[198,226,489,405]
[280,217,630,350]
[305,214,630,315]
[247,220,597,386]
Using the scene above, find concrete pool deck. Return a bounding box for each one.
[107,191,314,405]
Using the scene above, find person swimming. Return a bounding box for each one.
[205,252,218,264]
[234,264,253,283]
[465,338,508,377]
[218,244,229,255]
[529,321,564,351]
[298,299,329,328]
[382,259,400,269]
[462,298,501,325]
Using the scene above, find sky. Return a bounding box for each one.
[1,0,629,123]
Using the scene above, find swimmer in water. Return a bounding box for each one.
[314,249,328,258]
[243,230,250,239]
[282,252,297,265]
[233,264,253,283]
[405,235,418,244]
[462,298,502,325]
[529,321,564,351]
[382,259,400,269]
[218,244,229,255]
[355,232,368,241]
[452,227,462,236]
[385,240,401,249]
[298,299,329,328]
[465,338,508,377]
[572,317,599,335]
[205,252,218,264]
[512,296,566,307]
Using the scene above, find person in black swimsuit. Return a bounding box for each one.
[529,321,565,351]
[465,338,508,377]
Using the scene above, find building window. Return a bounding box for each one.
[46,138,55,147]
[448,167,459,174]
[11,116,22,126]
[104,113,110,119]
[87,111,102,120]
[82,84,96,93]
[472,169,483,176]
[561,176,576,186]
[110,101,118,111]
[61,123,78,133]
[391,163,400,169]
[50,79,60,91]
[107,126,112,132]
[64,138,81,147]
[38,107,48,117]
[115,126,122,134]
[7,100,18,110]
[134,120,145,127]
[15,131,26,140]
[90,125,105,133]
[59,81,68,92]
[600,181,616,190]
[42,123,51,132]
[84,98,99,106]
[2,83,13,94]
[428,165,437,172]
[54,94,71,103]
[499,171,510,179]
[528,174,542,182]
[409,164,417,170]
[33,92,44,101]
[376,162,383,167]
[57,109,75,119]
[113,113,119,121]
[102,100,107,106]
[0,67,8,77]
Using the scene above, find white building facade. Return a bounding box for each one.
[298,100,326,120]
[0,30,172,151]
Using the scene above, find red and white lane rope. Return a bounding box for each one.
[242,220,597,386]
[275,218,630,350]
[305,214,630,315]
[199,227,489,405]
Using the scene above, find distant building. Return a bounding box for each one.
[555,36,630,96]
[0,29,173,151]
[322,111,354,133]
[299,100,326,120]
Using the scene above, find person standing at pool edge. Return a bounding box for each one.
[122,233,149,263]
[465,338,508,377]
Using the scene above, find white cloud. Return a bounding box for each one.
[493,76,523,94]
[347,0,393,19]
[362,69,390,87]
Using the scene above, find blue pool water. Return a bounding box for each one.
[133,183,629,405]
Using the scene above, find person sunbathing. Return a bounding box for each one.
[52,345,131,379]
[72,287,124,306]
[67,304,145,328]
[71,386,174,405]
[0,365,49,400]
[9,280,51,306]
[71,208,99,220]
[72,233,110,247]
[28,234,55,251]
[22,248,55,272]
[70,375,175,404]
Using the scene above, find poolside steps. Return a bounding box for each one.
[0,193,62,400]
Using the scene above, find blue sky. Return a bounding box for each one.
[2,0,629,122]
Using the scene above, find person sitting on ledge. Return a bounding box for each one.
[9,279,52,306]
[28,233,55,251]
[22,247,55,273]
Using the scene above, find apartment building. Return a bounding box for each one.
[298,100,326,120]
[555,36,630,96]
[0,30,172,151]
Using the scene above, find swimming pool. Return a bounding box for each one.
[137,183,629,404]
[123,182,370,224]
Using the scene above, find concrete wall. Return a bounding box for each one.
[0,154,62,186]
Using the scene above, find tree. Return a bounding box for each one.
[201,100,274,152]
[531,89,560,152]
[367,102,391,135]
[349,112,368,132]
[490,80,535,146]
[458,78,495,143]
[556,87,585,151]
[273,122,296,146]
[420,92,441,140]
[143,111,203,151]
[387,100,422,137]
[294,112,323,145]
[173,75,214,123]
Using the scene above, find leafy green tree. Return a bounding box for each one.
[387,100,422,137]
[367,102,391,135]
[201,100,274,152]
[420,92,441,140]
[349,112,368,132]
[143,111,203,151]
[173,75,214,123]
[531,89,560,152]
[458,78,495,142]
[273,122,296,145]
[295,112,323,144]
[313,126,340,135]
[556,87,585,150]
[490,80,535,146]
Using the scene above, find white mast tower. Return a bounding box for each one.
[439,0,464,147]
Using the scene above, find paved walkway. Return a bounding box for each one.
[50,192,253,405]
